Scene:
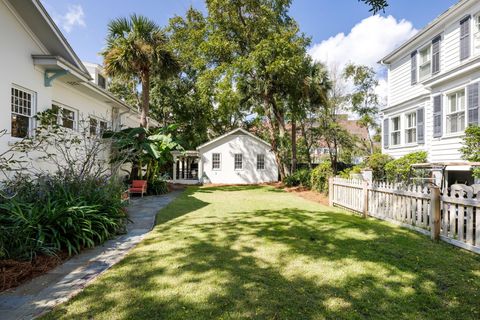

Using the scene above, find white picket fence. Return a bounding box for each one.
[330,177,480,254]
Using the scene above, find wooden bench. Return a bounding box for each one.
[129,180,148,197]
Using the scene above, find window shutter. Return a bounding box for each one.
[417,108,425,144]
[433,95,443,138]
[383,118,389,149]
[432,36,441,74]
[460,16,471,61]
[411,51,417,85]
[468,82,479,125]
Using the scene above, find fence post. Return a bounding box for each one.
[328,177,334,207]
[430,185,441,241]
[363,180,369,219]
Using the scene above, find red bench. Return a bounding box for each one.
[129,180,147,197]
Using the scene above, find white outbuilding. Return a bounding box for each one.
[172,128,279,185]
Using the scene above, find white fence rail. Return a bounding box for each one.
[329,177,480,254]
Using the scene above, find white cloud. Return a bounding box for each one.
[54,4,86,33]
[308,15,417,72]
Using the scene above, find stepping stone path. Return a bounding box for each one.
[0,191,182,320]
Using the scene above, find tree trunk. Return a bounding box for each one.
[140,72,150,129]
[291,119,297,173]
[263,93,286,181]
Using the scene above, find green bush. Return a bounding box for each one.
[461,125,480,179]
[311,161,333,193]
[147,174,169,195]
[284,169,311,188]
[385,151,428,183]
[0,173,128,261]
[365,153,393,181]
[339,165,362,179]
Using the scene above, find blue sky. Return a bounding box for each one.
[41,0,459,67]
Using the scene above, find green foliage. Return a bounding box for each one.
[0,174,127,261]
[311,161,333,193]
[284,169,312,188]
[365,152,393,181]
[147,174,169,196]
[461,125,480,179]
[385,151,428,183]
[338,165,362,179]
[360,0,388,13]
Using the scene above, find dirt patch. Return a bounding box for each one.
[272,183,330,206]
[0,253,68,293]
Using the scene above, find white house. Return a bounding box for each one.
[380,0,480,186]
[0,0,145,174]
[172,128,279,185]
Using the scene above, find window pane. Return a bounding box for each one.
[100,121,108,134]
[11,114,29,138]
[234,154,243,170]
[212,153,220,169]
[257,154,265,170]
[90,118,98,135]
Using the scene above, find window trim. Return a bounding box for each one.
[234,153,243,171]
[52,102,78,131]
[404,111,417,144]
[212,153,221,170]
[445,89,467,135]
[257,154,265,170]
[390,116,401,146]
[11,85,36,139]
[418,43,432,81]
[89,116,109,136]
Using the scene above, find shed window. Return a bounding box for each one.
[234,154,243,170]
[11,87,34,138]
[212,153,221,170]
[52,104,76,130]
[257,154,265,170]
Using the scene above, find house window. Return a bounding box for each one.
[475,15,480,54]
[234,154,243,170]
[52,104,76,130]
[446,90,466,134]
[90,118,108,136]
[212,153,221,170]
[89,118,98,135]
[390,116,401,146]
[11,87,34,138]
[419,45,432,81]
[405,112,417,144]
[257,154,265,170]
[97,74,106,89]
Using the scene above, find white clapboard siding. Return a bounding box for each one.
[330,177,480,254]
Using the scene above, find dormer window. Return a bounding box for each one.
[419,45,432,81]
[98,74,106,89]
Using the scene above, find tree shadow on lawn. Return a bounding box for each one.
[44,196,480,319]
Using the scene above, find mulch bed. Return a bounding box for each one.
[272,183,330,206]
[1,252,69,293]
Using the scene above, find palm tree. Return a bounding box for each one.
[102,14,179,128]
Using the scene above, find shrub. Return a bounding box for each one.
[284,169,311,188]
[0,173,128,261]
[461,125,480,179]
[385,151,428,183]
[339,165,362,179]
[311,161,333,193]
[365,153,393,181]
[147,174,169,195]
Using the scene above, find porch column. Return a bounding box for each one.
[172,156,177,182]
[198,155,203,183]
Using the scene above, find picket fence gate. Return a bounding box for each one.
[329,177,480,254]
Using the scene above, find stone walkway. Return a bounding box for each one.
[0,191,182,320]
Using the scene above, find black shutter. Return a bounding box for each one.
[432,36,441,74]
[460,16,471,61]
[411,51,417,85]
[417,108,425,144]
[383,118,389,149]
[468,82,479,125]
[433,95,443,138]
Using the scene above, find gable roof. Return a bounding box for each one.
[196,128,272,150]
[7,0,90,77]
[380,0,470,64]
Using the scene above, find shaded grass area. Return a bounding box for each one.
[44,186,480,319]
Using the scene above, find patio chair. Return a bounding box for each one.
[129,180,148,197]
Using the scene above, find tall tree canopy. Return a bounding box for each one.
[102,14,179,128]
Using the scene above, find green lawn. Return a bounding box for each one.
[44,186,480,319]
